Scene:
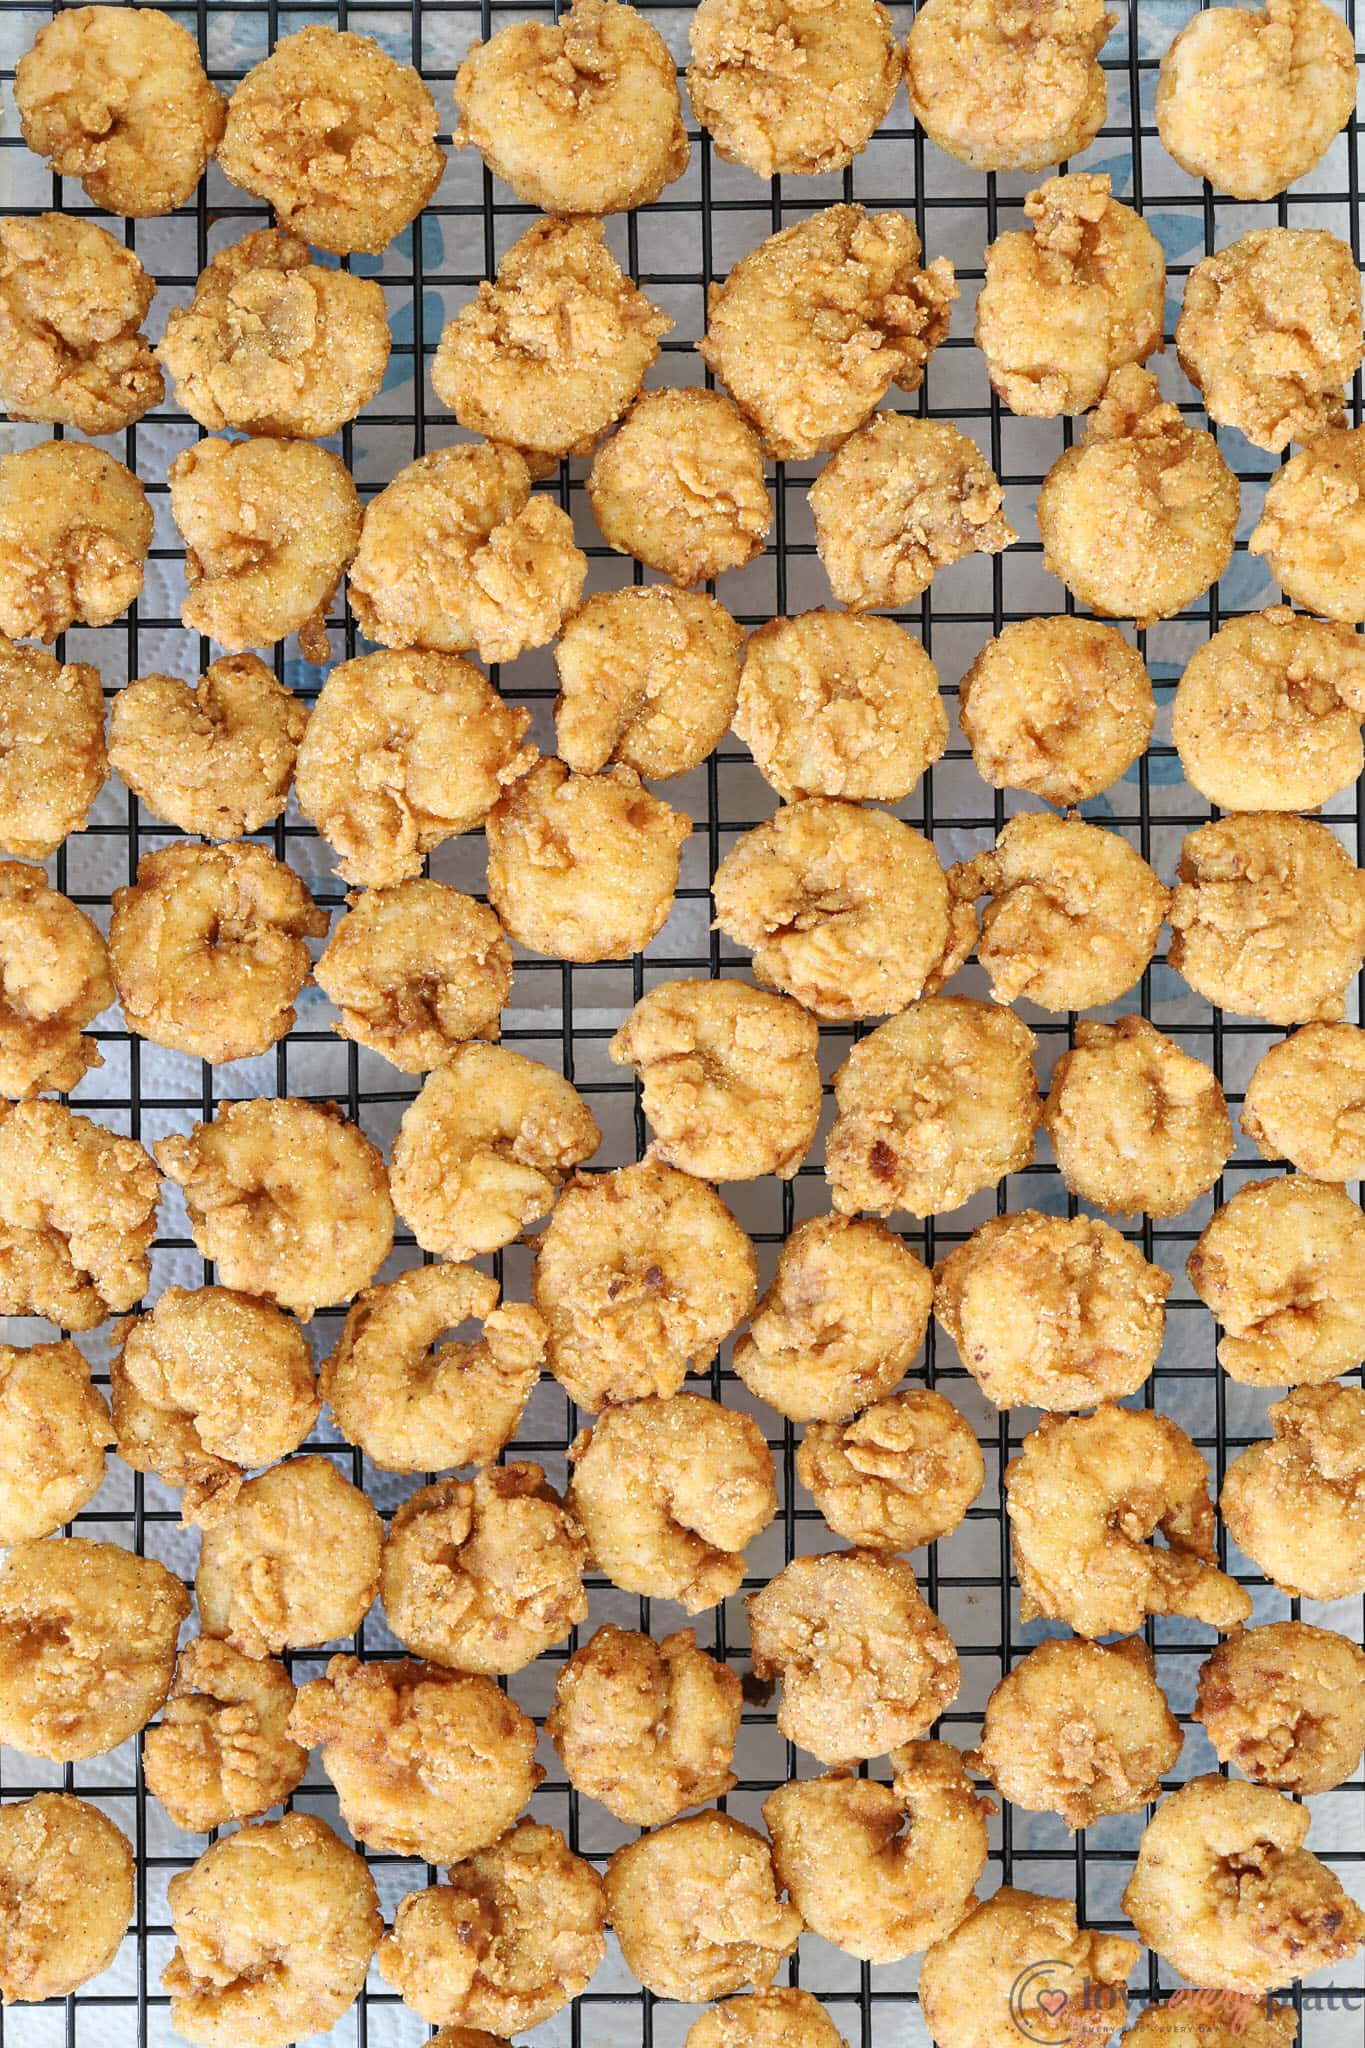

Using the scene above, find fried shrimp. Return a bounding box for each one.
[1123,1775,1365,1992]
[748,1551,960,1765]
[1043,1016,1232,1218]
[0,1537,188,1760]
[0,440,150,642]
[1221,1383,1365,1602]
[0,213,160,434]
[810,413,1015,612]
[14,5,225,215]
[295,649,533,889]
[712,798,976,1023]
[377,1822,605,2032]
[219,25,443,255]
[154,1098,393,1319]
[0,1793,133,2002]
[970,1637,1182,1829]
[390,1043,600,1263]
[797,1390,985,1549]
[1176,229,1363,452]
[158,229,391,438]
[315,880,512,1072]
[1194,1622,1365,1795]
[454,0,689,215]
[163,1813,380,2048]
[1242,1022,1365,1181]
[0,1100,159,1329]
[935,1211,1169,1411]
[1249,424,1365,623]
[1037,366,1238,625]
[289,1655,541,1864]
[608,978,821,1180]
[1168,814,1365,1024]
[959,617,1155,806]
[686,1991,850,2048]
[433,217,670,462]
[487,756,690,962]
[348,442,586,665]
[555,586,743,781]
[0,861,111,1099]
[1155,0,1356,202]
[1189,1175,1365,1386]
[143,1637,306,1834]
[604,1812,802,2003]
[950,812,1169,1013]
[764,1742,989,1962]
[196,1457,382,1655]
[0,639,105,860]
[567,1392,777,1611]
[111,1286,318,1518]
[919,1889,1139,2048]
[110,841,325,1066]
[381,1466,589,1673]
[588,389,771,586]
[734,611,946,804]
[905,0,1115,172]
[169,435,361,664]
[109,655,307,842]
[699,206,956,462]
[1005,1406,1252,1639]
[687,0,899,178]
[1172,609,1365,813]
[533,1159,757,1410]
[323,1265,544,1472]
[733,1214,933,1423]
[975,175,1165,417]
[547,1623,743,1825]
[827,995,1040,1219]
[0,1339,112,1544]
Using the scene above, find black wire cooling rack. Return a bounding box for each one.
[1,0,1364,2042]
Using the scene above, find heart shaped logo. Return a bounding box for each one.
[1038,1991,1069,2019]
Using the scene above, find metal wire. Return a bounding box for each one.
[0,0,1363,2042]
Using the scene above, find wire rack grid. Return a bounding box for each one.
[0,0,1363,2042]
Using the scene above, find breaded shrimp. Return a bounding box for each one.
[1043,1016,1232,1218]
[154,1098,393,1319]
[712,798,976,1022]
[0,861,112,1099]
[568,1392,777,1612]
[1188,1174,1365,1386]
[109,655,308,841]
[733,1214,933,1423]
[810,413,1015,611]
[905,0,1115,172]
[1194,1621,1365,1795]
[688,0,899,178]
[1037,366,1238,626]
[919,1889,1138,2048]
[764,1742,989,1961]
[219,25,444,255]
[454,0,689,214]
[587,389,771,586]
[700,205,956,461]
[547,1624,743,1826]
[0,1338,113,1544]
[555,586,743,781]
[389,1043,600,1262]
[0,440,150,642]
[315,880,512,1072]
[294,648,534,889]
[605,1812,801,2003]
[826,996,1041,1219]
[0,1100,159,1330]
[976,175,1165,417]
[748,1550,960,1764]
[1220,1383,1365,1602]
[0,213,161,434]
[195,1457,382,1655]
[1122,1776,1365,1991]
[533,1158,756,1410]
[1242,1022,1365,1181]
[143,1636,307,1833]
[797,1389,985,1550]
[0,1793,133,2002]
[1005,1406,1252,1639]
[0,638,106,860]
[608,977,821,1179]
[322,1263,544,1473]
[958,616,1155,806]
[1249,424,1365,622]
